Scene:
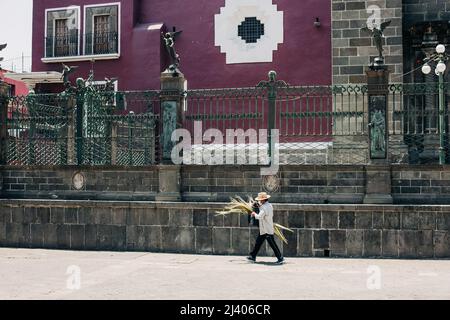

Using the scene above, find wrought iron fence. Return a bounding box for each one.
[3,90,160,166]
[182,82,450,165]
[389,82,450,164]
[183,84,369,165]
[2,80,450,166]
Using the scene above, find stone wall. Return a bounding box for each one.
[1,200,449,258]
[5,165,450,204]
[332,0,403,84]
[392,165,450,204]
[0,166,159,201]
[181,165,365,203]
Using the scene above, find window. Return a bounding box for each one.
[55,19,69,56]
[84,4,119,56]
[238,17,265,44]
[94,15,111,54]
[45,7,80,58]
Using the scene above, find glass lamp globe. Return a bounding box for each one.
[436,44,446,54]
[436,68,440,76]
[422,64,431,74]
[436,62,447,73]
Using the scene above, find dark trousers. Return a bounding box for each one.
[250,234,282,260]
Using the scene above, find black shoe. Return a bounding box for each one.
[275,257,285,265]
[246,256,256,262]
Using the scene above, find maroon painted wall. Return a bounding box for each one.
[32,0,331,90]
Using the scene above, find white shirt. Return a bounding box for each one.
[255,202,275,235]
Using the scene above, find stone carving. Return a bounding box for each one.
[162,101,177,160]
[369,109,386,156]
[263,174,280,193]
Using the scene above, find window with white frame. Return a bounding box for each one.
[45,7,80,58]
[84,4,120,56]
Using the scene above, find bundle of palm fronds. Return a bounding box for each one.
[216,196,294,244]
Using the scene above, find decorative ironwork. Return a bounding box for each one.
[4,72,450,166]
[4,85,160,166]
[85,31,119,55]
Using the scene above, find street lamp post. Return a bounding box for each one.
[422,44,449,165]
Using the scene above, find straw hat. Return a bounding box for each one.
[255,192,271,201]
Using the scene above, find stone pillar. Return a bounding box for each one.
[0,81,10,165]
[156,70,186,201]
[364,68,393,204]
[160,70,186,163]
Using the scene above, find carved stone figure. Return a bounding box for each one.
[369,110,386,154]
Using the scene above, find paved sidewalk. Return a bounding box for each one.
[0,248,449,300]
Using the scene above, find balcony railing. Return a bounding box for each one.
[45,30,79,58]
[44,31,119,58]
[85,32,119,55]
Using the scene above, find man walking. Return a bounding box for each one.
[247,192,284,264]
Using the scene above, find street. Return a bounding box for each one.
[0,248,449,300]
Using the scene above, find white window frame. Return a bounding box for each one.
[83,2,121,57]
[44,6,81,58]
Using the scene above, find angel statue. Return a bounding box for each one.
[361,20,391,58]
[61,63,78,86]
[162,28,183,74]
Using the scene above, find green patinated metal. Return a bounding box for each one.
[4,87,159,166]
[3,76,450,166]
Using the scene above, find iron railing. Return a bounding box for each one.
[45,30,79,58]
[183,84,369,165]
[4,91,159,166]
[44,31,119,58]
[3,82,450,166]
[84,31,119,55]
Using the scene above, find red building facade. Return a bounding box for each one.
[32,0,332,91]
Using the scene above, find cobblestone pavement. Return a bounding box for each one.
[0,248,449,300]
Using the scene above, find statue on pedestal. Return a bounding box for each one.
[361,20,391,69]
[162,28,183,76]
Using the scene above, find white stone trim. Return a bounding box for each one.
[41,53,120,63]
[44,6,81,58]
[83,2,121,57]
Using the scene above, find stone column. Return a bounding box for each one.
[0,81,10,165]
[156,70,186,201]
[364,68,393,204]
